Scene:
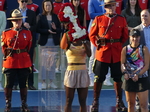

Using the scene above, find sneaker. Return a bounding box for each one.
[103,79,113,86]
[48,82,57,89]
[89,79,94,87]
[0,83,3,91]
[55,68,60,73]
[41,83,46,89]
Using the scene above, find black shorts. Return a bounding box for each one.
[122,77,149,92]
[93,60,122,82]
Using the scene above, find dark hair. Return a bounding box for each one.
[70,0,84,26]
[125,0,141,16]
[42,0,54,15]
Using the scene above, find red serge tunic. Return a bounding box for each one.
[1,28,32,68]
[89,14,128,63]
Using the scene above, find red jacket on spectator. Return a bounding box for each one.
[116,0,123,14]
[27,3,40,16]
[53,2,64,15]
[80,0,90,21]
[138,0,149,10]
[0,0,7,11]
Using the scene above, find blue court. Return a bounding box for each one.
[0,89,127,112]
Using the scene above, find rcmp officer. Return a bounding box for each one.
[89,0,128,112]
[1,9,32,112]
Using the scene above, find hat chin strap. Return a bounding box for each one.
[12,27,22,31]
[105,13,117,17]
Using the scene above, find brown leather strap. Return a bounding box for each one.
[12,49,27,54]
[68,63,86,65]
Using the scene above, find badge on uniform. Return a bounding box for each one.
[92,23,96,27]
[1,41,4,46]
[23,33,26,38]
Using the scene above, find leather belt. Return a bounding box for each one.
[106,39,120,43]
[12,49,27,54]
[68,63,86,65]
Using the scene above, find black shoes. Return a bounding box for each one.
[21,103,30,112]
[5,101,11,112]
[116,99,127,112]
[91,100,99,112]
[28,86,36,90]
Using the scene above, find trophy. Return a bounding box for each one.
[122,63,136,78]
[122,63,143,78]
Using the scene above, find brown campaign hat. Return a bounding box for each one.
[7,9,27,20]
[100,0,119,6]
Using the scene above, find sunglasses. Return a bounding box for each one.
[21,0,28,3]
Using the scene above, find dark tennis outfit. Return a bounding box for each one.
[122,44,149,92]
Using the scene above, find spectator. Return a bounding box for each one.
[0,0,7,12]
[138,0,150,10]
[70,0,86,27]
[121,0,141,31]
[2,9,32,112]
[116,0,123,14]
[80,0,90,28]
[27,0,40,73]
[27,0,40,16]
[89,0,128,111]
[53,0,64,15]
[121,0,141,46]
[0,11,6,91]
[121,29,149,112]
[58,3,91,112]
[36,0,61,89]
[53,0,64,72]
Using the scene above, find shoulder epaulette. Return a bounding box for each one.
[3,28,11,32]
